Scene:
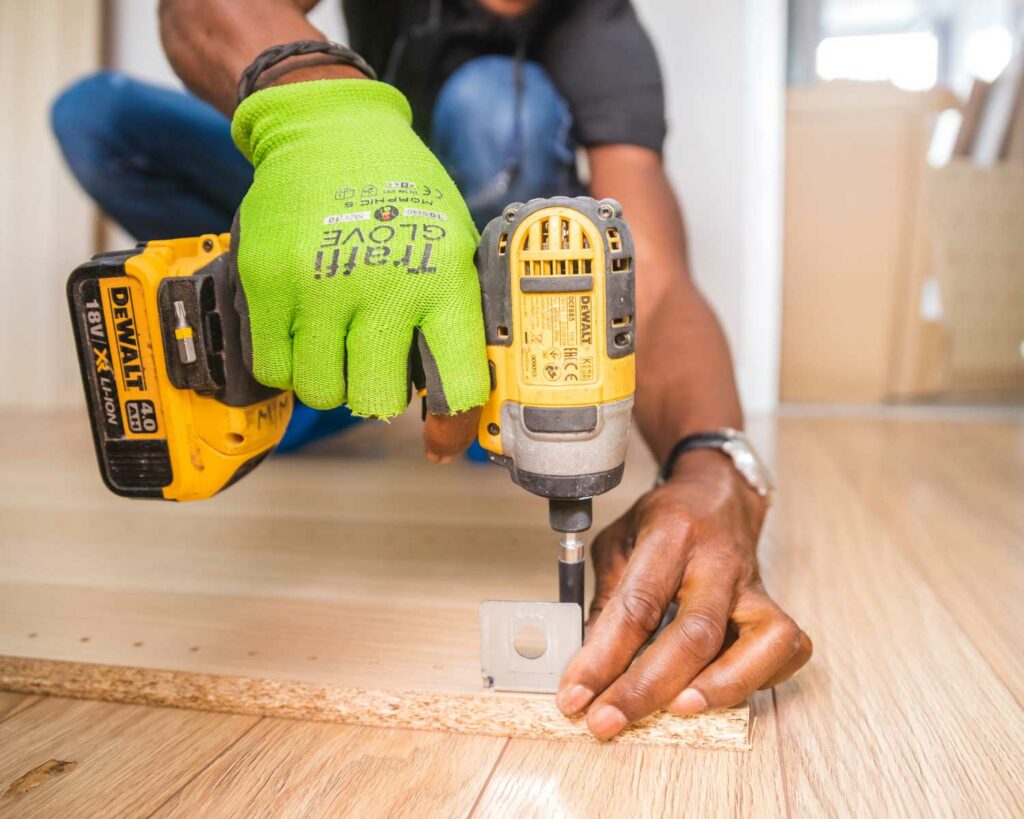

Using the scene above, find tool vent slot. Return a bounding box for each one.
[518,210,598,279]
[199,276,217,311]
[204,312,224,354]
[607,228,622,252]
[612,256,632,273]
[498,233,508,255]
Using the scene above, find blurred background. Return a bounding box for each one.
[1,0,1022,417]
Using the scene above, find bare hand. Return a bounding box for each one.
[555,449,812,739]
[423,407,482,463]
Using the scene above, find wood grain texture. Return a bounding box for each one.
[0,696,257,817]
[816,418,1024,703]
[0,411,747,748]
[470,690,784,819]
[0,693,36,723]
[3,411,1024,814]
[154,721,505,818]
[765,418,1024,816]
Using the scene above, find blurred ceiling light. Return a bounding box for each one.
[963,26,1014,82]
[816,32,939,91]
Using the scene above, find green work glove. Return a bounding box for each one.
[230,80,489,418]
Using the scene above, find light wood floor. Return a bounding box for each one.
[1,408,1023,817]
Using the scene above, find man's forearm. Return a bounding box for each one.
[588,145,742,464]
[159,0,362,115]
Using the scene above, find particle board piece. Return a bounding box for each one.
[0,410,750,749]
[0,656,750,749]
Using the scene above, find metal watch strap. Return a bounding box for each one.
[658,428,774,500]
[659,431,734,484]
[237,40,378,104]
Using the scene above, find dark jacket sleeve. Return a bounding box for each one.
[538,0,666,152]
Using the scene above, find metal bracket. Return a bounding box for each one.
[480,601,582,693]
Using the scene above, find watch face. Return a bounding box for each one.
[722,436,775,497]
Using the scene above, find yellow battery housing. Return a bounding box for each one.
[68,234,292,501]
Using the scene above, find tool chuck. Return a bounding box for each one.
[551,498,589,624]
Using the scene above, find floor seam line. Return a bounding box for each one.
[466,737,511,819]
[143,715,265,818]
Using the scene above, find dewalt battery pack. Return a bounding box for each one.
[67,234,292,501]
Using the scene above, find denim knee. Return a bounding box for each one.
[51,70,130,193]
[431,56,578,224]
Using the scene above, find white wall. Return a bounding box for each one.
[111,0,347,84]
[633,0,786,415]
[110,0,785,415]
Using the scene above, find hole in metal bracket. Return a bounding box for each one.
[513,625,548,660]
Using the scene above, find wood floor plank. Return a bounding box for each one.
[0,693,36,722]
[0,696,258,817]
[154,720,506,819]
[815,418,1024,703]
[766,421,1024,817]
[470,690,784,818]
[2,411,1023,812]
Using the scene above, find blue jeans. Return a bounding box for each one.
[52,57,579,451]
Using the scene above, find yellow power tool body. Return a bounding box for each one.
[475,197,636,609]
[67,234,292,501]
[66,196,635,580]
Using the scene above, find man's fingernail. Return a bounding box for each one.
[556,684,593,715]
[669,687,707,715]
[587,705,628,739]
[425,451,441,463]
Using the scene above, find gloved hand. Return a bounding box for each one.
[230,79,490,427]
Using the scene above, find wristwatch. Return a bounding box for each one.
[658,428,775,502]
